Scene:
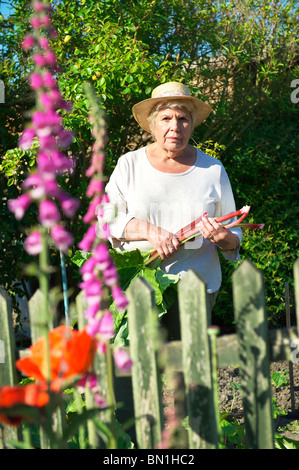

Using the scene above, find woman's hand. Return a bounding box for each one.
[124,218,180,260]
[146,224,180,260]
[199,216,239,251]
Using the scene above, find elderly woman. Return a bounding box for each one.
[105,81,242,337]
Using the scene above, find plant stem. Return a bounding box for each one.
[106,342,117,449]
[73,388,87,449]
[39,227,51,381]
[22,426,33,449]
[39,227,56,448]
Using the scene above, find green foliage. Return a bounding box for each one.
[0,140,38,185]
[275,421,299,449]
[71,248,180,346]
[271,370,290,389]
[274,432,299,450]
[213,100,298,329]
[52,0,180,175]
[0,0,298,330]
[219,417,246,448]
[272,398,288,420]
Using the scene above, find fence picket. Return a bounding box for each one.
[0,287,22,447]
[0,287,18,387]
[0,257,298,449]
[127,277,163,449]
[232,259,274,449]
[178,270,218,449]
[27,289,53,449]
[28,289,53,342]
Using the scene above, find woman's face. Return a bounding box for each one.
[153,106,193,155]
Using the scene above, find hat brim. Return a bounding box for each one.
[132,95,213,133]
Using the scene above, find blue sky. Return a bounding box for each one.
[0,1,13,18]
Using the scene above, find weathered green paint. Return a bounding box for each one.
[160,327,298,369]
[0,287,21,448]
[178,270,218,449]
[0,287,17,387]
[232,259,274,449]
[28,289,53,343]
[0,257,298,450]
[28,289,56,449]
[127,277,163,449]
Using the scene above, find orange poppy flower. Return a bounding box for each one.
[0,383,49,426]
[16,325,97,391]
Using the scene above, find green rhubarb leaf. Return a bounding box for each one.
[71,250,92,268]
[109,248,152,290]
[71,248,180,345]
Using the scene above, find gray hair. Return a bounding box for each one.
[147,100,195,138]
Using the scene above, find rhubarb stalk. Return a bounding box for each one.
[146,206,264,265]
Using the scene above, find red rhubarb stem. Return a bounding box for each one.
[176,206,250,239]
[146,206,254,265]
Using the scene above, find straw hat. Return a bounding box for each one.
[132,82,212,133]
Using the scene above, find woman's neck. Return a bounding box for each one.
[146,143,196,173]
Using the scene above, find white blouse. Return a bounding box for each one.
[105,147,242,293]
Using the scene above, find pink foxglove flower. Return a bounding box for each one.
[39,13,51,27]
[19,128,36,150]
[29,72,44,91]
[33,1,47,13]
[37,153,56,175]
[57,128,73,148]
[80,257,97,281]
[33,52,47,67]
[30,16,41,28]
[84,303,100,320]
[86,316,102,338]
[59,194,80,218]
[114,349,133,373]
[38,199,60,227]
[10,2,79,249]
[24,231,43,255]
[78,373,106,408]
[83,196,101,224]
[86,311,114,341]
[50,150,73,173]
[22,34,35,50]
[44,50,57,68]
[103,264,118,286]
[93,243,111,270]
[51,225,73,252]
[112,285,129,311]
[86,179,104,198]
[42,71,56,89]
[38,37,50,49]
[83,279,102,305]
[78,225,97,252]
[8,194,31,220]
[77,83,131,375]
[97,311,114,341]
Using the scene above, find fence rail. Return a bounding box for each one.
[1,258,299,449]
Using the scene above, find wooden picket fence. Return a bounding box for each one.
[0,259,299,449]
